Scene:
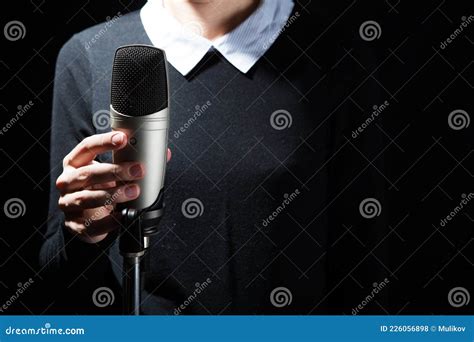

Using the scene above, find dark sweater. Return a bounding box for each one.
[40,8,386,314]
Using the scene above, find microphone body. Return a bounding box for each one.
[109,45,169,211]
[110,106,168,210]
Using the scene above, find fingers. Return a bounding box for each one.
[62,132,127,169]
[58,184,140,212]
[88,181,117,190]
[56,162,144,193]
[63,133,171,170]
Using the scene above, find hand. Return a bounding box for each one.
[56,131,171,244]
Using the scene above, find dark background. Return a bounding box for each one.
[0,0,472,314]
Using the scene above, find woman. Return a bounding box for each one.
[40,0,369,314]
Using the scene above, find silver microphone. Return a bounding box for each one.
[110,45,169,211]
[109,45,170,315]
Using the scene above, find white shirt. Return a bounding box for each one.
[140,0,295,76]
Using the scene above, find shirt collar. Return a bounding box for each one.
[140,0,295,76]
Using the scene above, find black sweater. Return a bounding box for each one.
[40,8,388,314]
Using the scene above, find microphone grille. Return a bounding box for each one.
[111,45,168,116]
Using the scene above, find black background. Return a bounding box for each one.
[0,0,472,314]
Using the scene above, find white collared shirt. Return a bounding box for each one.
[140,0,295,76]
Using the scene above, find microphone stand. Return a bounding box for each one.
[119,191,164,315]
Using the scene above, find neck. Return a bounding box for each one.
[163,0,261,41]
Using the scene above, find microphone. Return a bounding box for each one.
[109,45,169,315]
[110,45,169,214]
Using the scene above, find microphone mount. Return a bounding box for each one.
[118,190,164,315]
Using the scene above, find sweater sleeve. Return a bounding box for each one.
[39,35,119,313]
